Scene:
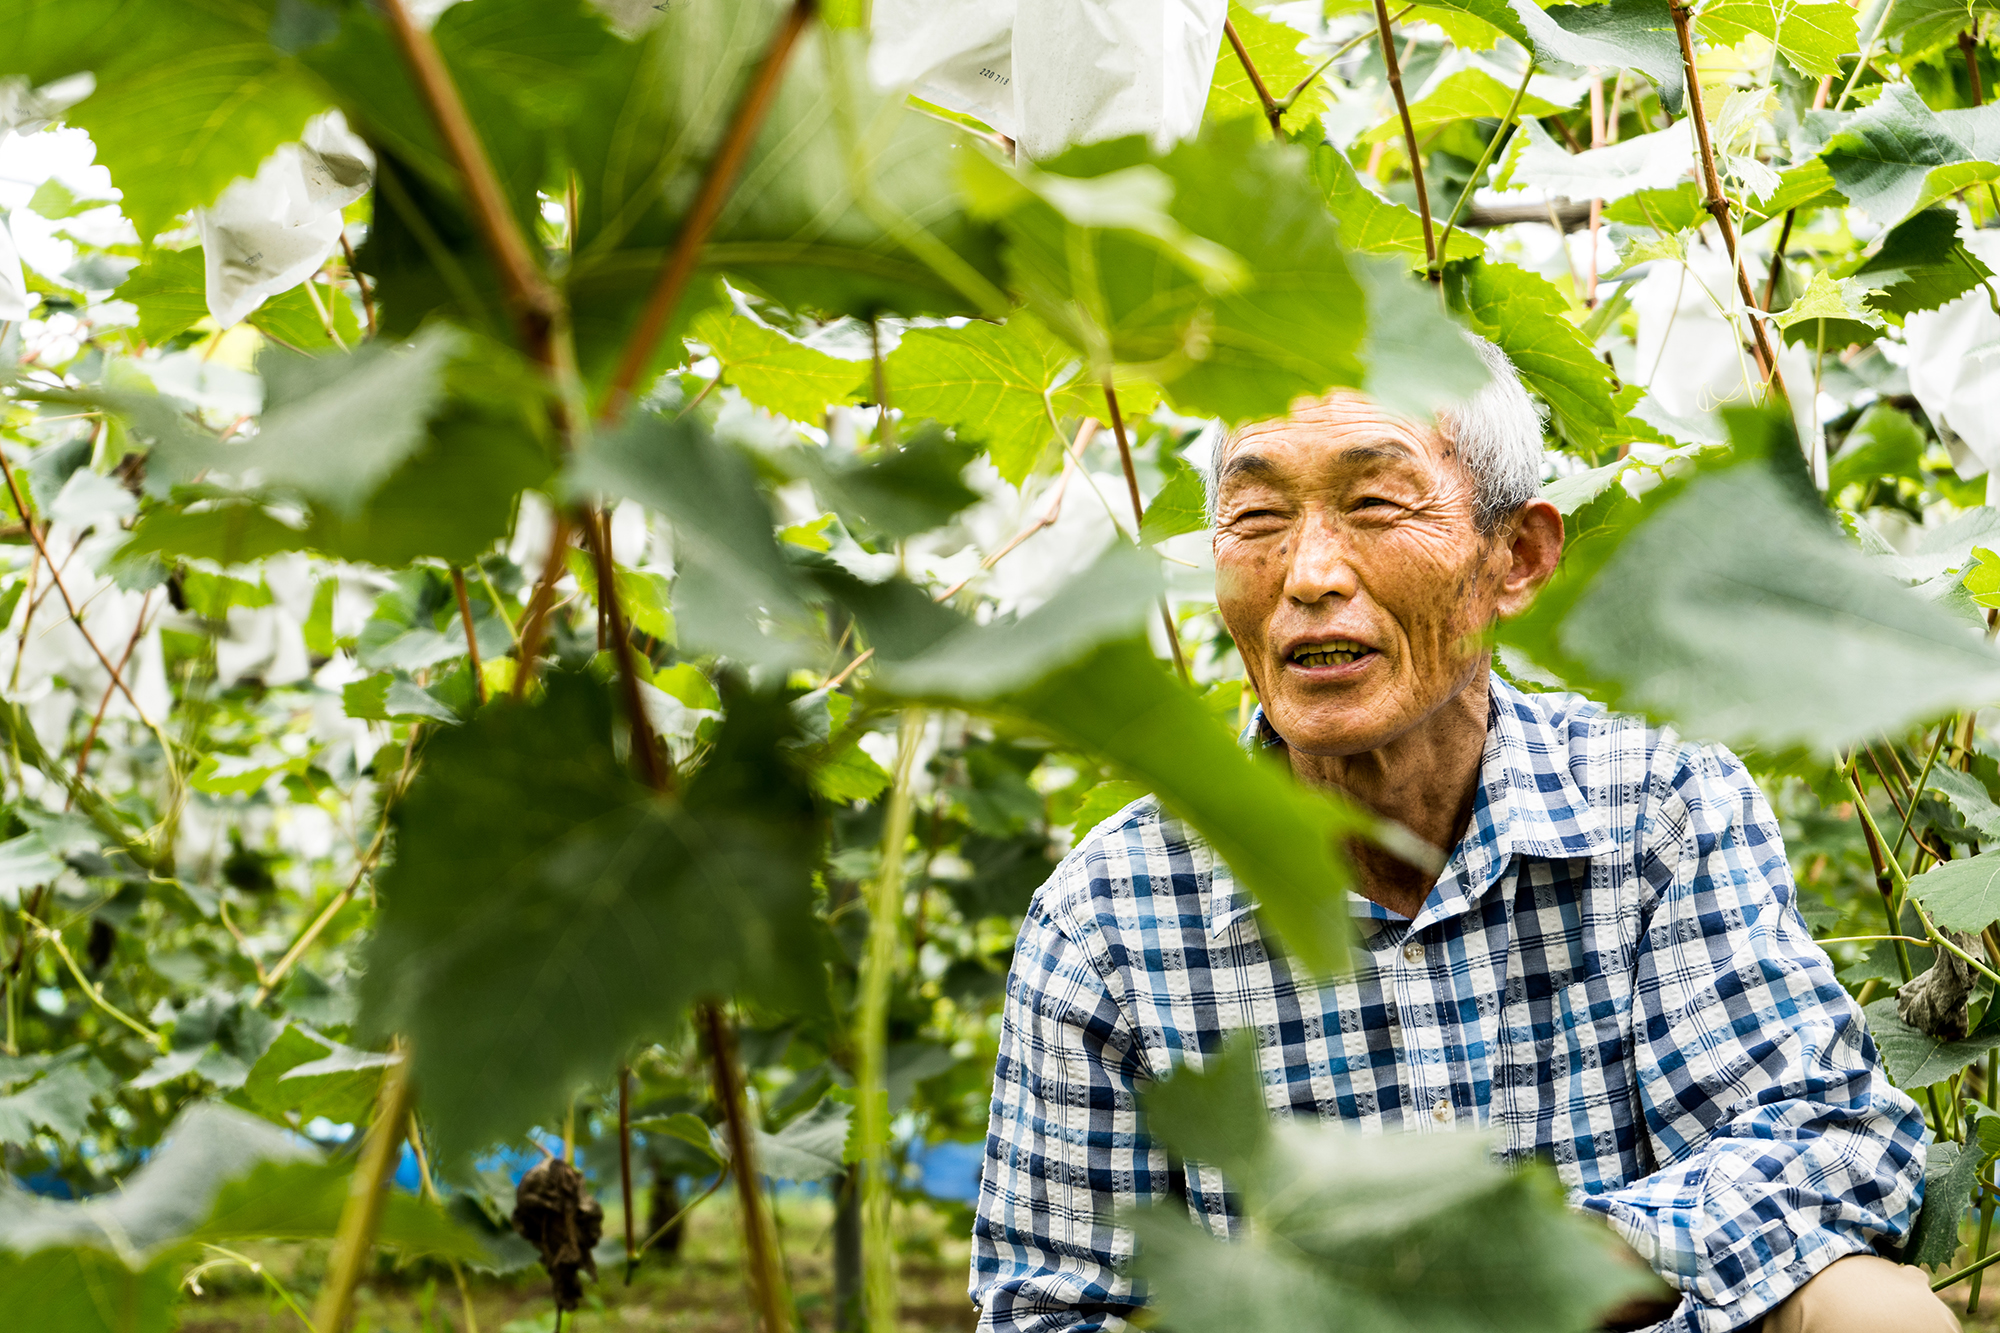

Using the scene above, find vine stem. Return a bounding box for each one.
[1668,2,1789,402]
[701,1001,793,1333]
[1433,61,1535,278]
[619,1063,637,1280]
[1848,760,2000,989]
[858,709,923,1333]
[605,0,818,414]
[311,1055,415,1333]
[70,591,155,792]
[450,567,486,705]
[1846,758,1915,982]
[1835,0,1900,111]
[339,233,377,337]
[1372,0,1435,268]
[23,913,162,1047]
[1936,1243,2000,1291]
[583,510,672,791]
[379,0,559,351]
[512,512,574,701]
[1223,19,1286,138]
[0,451,160,731]
[637,1172,726,1259]
[1101,380,1191,685]
[1893,727,1950,861]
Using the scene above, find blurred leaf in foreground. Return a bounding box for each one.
[1502,406,2000,749]
[1130,1045,1663,1332]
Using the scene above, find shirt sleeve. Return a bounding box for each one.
[970,863,1165,1333]
[1577,748,1928,1333]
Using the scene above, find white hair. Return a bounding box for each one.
[1206,334,1546,534]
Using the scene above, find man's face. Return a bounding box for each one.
[1212,395,1552,758]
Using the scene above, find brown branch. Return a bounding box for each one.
[311,1056,415,1333]
[700,1002,793,1333]
[1670,3,1789,401]
[1372,0,1435,268]
[1967,29,1988,105]
[1760,209,1796,311]
[1223,19,1286,139]
[619,1063,637,1279]
[379,0,559,354]
[70,591,154,794]
[581,506,672,792]
[512,513,574,702]
[340,233,377,338]
[604,1,817,415]
[821,646,875,691]
[934,469,1070,602]
[450,567,486,706]
[0,452,157,728]
[1102,379,1192,686]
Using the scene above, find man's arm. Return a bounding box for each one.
[971,869,1165,1333]
[1579,749,1927,1333]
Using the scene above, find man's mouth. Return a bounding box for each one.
[1289,639,1375,668]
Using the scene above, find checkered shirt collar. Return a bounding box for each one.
[1213,670,1617,937]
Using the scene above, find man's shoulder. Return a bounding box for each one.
[1496,676,1763,834]
[1501,677,1748,780]
[1031,793,1209,930]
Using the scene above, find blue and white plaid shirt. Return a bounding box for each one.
[970,673,1926,1333]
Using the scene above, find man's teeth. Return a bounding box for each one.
[1292,640,1370,667]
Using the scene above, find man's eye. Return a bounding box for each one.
[1354,497,1396,511]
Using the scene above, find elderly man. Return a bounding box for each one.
[969,345,1946,1333]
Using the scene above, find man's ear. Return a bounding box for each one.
[1494,499,1563,618]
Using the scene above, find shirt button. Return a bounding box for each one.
[1432,1098,1453,1125]
[1403,940,1424,964]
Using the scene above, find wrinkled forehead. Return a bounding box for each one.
[1218,393,1454,479]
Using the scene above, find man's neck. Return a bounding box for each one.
[1285,671,1493,919]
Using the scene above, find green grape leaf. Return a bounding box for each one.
[1140,1030,1273,1186]
[362,673,825,1162]
[0,0,333,240]
[788,421,982,542]
[151,327,458,516]
[691,308,868,423]
[0,1249,177,1333]
[1362,68,1571,142]
[1494,121,1692,202]
[1770,270,1885,331]
[1826,403,1925,494]
[0,1102,311,1261]
[1501,408,2000,749]
[972,118,1375,424]
[1412,0,1534,50]
[1129,1124,1662,1333]
[1445,260,1618,443]
[1699,0,1860,79]
[1068,779,1150,845]
[1207,3,1330,133]
[567,413,820,666]
[1880,0,2000,61]
[116,246,208,344]
[1866,997,2000,1089]
[1514,0,1688,115]
[241,1025,397,1126]
[882,317,1071,486]
[1905,848,2000,933]
[0,1052,109,1145]
[1808,83,2000,225]
[1925,764,2000,838]
[1906,1137,1985,1265]
[1138,461,1209,545]
[563,7,1005,391]
[1352,257,1493,422]
[1842,208,1997,321]
[1310,145,1483,262]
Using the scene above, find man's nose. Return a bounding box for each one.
[1282,515,1359,605]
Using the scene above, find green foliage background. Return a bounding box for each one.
[3,0,2000,1328]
